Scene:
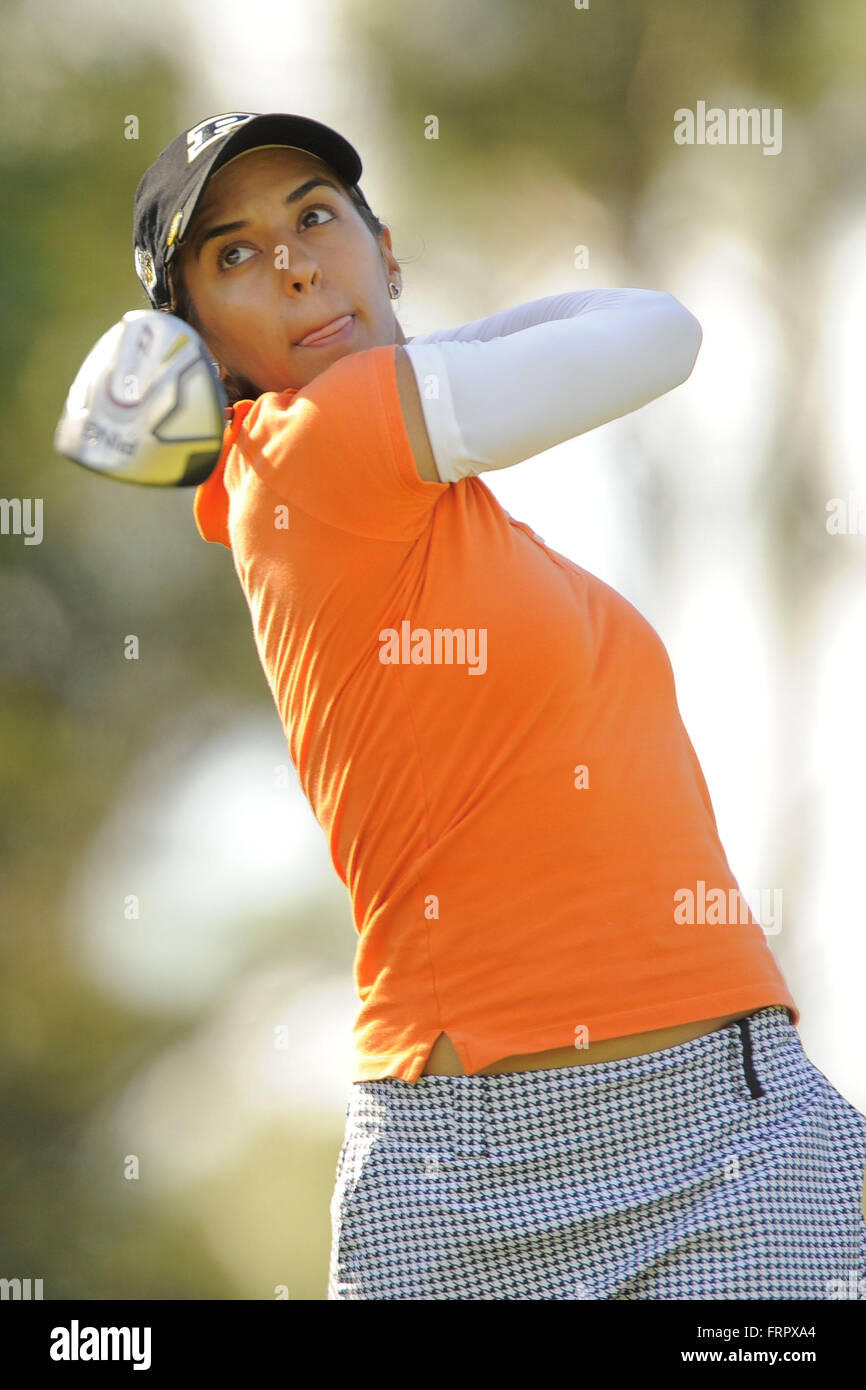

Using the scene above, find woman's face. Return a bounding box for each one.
[174,145,405,396]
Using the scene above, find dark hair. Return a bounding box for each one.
[164,183,392,406]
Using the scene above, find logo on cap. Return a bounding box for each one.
[134,245,157,292]
[186,113,256,163]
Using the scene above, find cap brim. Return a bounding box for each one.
[174,113,364,251]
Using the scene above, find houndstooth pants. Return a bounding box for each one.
[327,1006,866,1299]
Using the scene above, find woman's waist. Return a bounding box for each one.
[420,1011,761,1076]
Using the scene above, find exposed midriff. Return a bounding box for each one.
[419,1010,764,1076]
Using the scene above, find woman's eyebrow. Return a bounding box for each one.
[190,177,344,261]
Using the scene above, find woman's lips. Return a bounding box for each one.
[296,313,354,347]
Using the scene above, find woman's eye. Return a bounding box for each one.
[300,203,336,229]
[217,244,255,270]
[216,206,336,270]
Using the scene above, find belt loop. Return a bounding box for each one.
[737,1016,765,1098]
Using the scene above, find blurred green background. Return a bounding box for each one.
[1,0,865,1298]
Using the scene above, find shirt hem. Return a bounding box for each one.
[352,984,799,1085]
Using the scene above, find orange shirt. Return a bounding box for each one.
[194,344,798,1083]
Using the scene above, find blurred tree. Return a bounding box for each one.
[0,17,279,1299]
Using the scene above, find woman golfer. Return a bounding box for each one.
[133,111,866,1300]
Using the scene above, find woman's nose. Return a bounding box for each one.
[273,238,319,291]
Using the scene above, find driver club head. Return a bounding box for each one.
[54,310,228,486]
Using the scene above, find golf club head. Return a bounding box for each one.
[54,310,228,486]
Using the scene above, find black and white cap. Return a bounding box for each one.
[132,111,372,310]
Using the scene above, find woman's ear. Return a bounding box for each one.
[378,224,401,284]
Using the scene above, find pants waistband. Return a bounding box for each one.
[345,1006,803,1160]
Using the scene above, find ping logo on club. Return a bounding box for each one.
[82,420,136,455]
[187,114,256,163]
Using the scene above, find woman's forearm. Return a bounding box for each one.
[402,289,703,482]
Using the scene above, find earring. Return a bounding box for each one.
[388,282,400,299]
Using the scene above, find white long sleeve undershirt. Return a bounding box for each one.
[403,289,703,484]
